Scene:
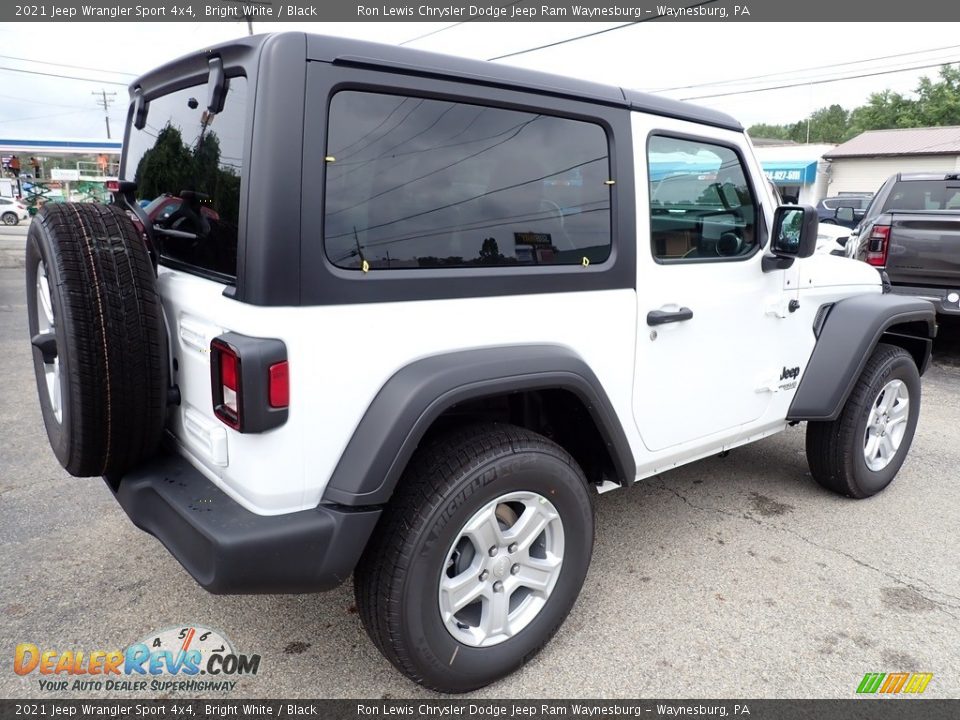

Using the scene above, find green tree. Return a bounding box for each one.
[802,104,850,143]
[134,124,194,200]
[747,122,792,140]
[193,129,221,198]
[477,237,504,264]
[913,65,960,126]
[846,90,917,139]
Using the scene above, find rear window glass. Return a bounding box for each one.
[122,77,247,280]
[883,181,960,212]
[323,91,612,270]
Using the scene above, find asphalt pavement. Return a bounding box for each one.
[1,232,959,699]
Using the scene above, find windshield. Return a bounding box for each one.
[122,77,247,280]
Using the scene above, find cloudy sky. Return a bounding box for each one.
[2,21,959,141]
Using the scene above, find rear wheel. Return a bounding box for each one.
[354,423,594,692]
[2,211,17,225]
[806,343,920,498]
[25,202,168,477]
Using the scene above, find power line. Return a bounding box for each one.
[680,59,960,101]
[399,21,471,46]
[328,114,543,217]
[486,1,717,61]
[0,109,99,125]
[0,52,137,77]
[648,43,960,94]
[0,64,128,86]
[328,155,605,240]
[399,1,528,46]
[0,92,91,110]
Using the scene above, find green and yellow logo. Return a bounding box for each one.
[857,672,933,694]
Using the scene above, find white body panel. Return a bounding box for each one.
[159,272,640,515]
[159,111,883,517]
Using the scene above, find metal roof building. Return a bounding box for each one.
[824,127,960,195]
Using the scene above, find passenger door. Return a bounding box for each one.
[633,119,798,453]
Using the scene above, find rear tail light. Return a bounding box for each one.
[866,224,890,267]
[211,339,241,429]
[106,179,119,192]
[209,333,288,433]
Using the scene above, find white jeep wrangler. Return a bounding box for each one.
[26,33,935,693]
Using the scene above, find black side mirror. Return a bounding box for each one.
[836,206,855,223]
[764,205,818,271]
[772,205,818,257]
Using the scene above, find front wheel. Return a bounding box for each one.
[354,423,594,692]
[806,343,921,498]
[2,212,18,226]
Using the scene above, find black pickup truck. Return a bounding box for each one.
[847,172,960,315]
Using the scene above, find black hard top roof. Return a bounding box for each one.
[306,34,742,132]
[131,33,742,132]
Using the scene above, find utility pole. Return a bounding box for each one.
[92,89,117,139]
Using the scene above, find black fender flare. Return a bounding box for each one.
[321,345,636,506]
[787,293,935,422]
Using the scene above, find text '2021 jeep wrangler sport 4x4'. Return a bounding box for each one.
[26,33,935,693]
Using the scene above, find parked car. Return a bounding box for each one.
[0,196,29,225]
[25,33,936,693]
[816,194,873,228]
[815,222,851,256]
[144,192,221,225]
[846,172,960,316]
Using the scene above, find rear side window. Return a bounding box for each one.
[122,77,247,280]
[323,91,611,270]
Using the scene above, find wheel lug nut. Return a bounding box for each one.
[488,546,498,557]
[479,570,489,581]
[493,581,504,592]
[508,543,518,553]
[511,564,520,575]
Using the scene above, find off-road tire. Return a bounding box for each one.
[806,343,920,498]
[354,423,594,693]
[25,202,168,477]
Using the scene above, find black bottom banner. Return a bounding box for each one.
[0,699,957,720]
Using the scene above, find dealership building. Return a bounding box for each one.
[823,126,960,196]
[752,142,836,206]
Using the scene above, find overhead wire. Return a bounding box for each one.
[647,43,960,94]
[486,1,718,61]
[0,52,138,77]
[0,64,128,86]
[398,1,529,46]
[680,59,960,101]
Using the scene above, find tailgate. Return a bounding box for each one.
[886,211,960,285]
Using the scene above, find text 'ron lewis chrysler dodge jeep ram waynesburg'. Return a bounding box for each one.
[26,34,935,692]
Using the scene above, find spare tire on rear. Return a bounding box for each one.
[26,202,168,477]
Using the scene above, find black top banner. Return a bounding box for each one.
[4,0,960,22]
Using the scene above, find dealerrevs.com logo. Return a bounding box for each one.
[14,625,260,693]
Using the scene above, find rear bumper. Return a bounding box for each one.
[106,452,381,594]
[890,284,960,316]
